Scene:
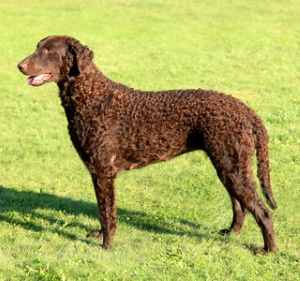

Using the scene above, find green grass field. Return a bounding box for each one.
[1,0,300,280]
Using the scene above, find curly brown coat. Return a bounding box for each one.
[17,36,277,252]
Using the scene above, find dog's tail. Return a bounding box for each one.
[254,117,277,210]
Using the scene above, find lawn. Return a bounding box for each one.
[0,0,300,280]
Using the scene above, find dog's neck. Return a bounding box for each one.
[57,63,131,110]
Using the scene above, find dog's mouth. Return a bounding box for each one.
[27,73,53,86]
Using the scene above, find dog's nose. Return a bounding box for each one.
[17,61,28,73]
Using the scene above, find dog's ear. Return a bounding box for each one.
[67,38,94,75]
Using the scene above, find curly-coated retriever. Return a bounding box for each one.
[17,36,277,252]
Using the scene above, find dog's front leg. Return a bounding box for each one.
[91,173,117,249]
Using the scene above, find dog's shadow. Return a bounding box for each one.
[0,185,217,245]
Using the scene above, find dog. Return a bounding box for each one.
[17,35,277,252]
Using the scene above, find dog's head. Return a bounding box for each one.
[17,35,94,86]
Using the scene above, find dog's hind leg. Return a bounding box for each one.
[233,173,277,253]
[213,152,277,253]
[219,196,246,235]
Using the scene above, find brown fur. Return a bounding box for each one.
[17,36,277,252]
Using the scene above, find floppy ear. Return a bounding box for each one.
[67,38,94,75]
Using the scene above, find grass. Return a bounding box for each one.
[0,0,300,280]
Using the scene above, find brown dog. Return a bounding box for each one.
[18,36,277,252]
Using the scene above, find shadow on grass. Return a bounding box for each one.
[0,185,217,244]
[2,185,291,256]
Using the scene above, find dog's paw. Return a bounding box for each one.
[101,242,112,250]
[245,244,278,255]
[219,227,241,236]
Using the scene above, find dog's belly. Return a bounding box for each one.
[116,149,184,172]
[114,130,201,172]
